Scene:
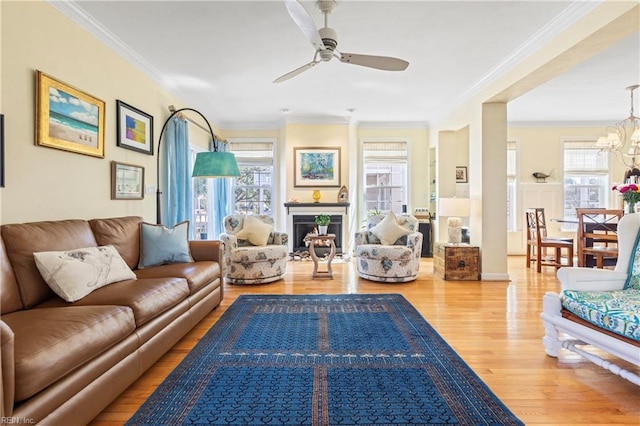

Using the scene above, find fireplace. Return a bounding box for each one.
[292,214,343,255]
[284,202,351,255]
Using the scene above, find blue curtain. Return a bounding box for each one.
[161,116,194,238]
[212,138,231,238]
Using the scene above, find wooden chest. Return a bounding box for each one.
[433,243,480,280]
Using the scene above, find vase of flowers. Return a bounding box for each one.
[315,213,331,235]
[612,183,640,214]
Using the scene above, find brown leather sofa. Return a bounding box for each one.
[0,216,224,425]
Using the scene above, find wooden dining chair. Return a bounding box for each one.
[525,208,574,273]
[576,208,623,268]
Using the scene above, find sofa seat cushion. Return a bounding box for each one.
[562,289,640,341]
[135,261,220,294]
[2,305,135,402]
[38,277,189,327]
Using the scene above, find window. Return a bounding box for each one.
[190,147,213,240]
[229,140,275,216]
[506,140,517,231]
[563,139,610,222]
[363,141,408,214]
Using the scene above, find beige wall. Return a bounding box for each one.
[508,125,628,190]
[356,126,430,216]
[0,2,200,224]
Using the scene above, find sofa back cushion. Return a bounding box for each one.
[89,216,142,269]
[1,220,98,308]
[0,236,23,314]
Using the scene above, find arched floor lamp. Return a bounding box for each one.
[156,107,240,224]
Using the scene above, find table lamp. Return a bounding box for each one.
[439,197,470,244]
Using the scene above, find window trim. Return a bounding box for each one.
[360,138,410,218]
[227,137,278,218]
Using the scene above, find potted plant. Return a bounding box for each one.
[315,213,331,235]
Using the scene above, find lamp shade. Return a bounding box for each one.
[438,197,470,217]
[192,151,240,177]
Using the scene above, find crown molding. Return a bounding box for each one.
[357,121,429,129]
[433,0,603,124]
[219,121,282,131]
[49,1,165,85]
[508,120,611,128]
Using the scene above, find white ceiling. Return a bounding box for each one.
[60,0,639,127]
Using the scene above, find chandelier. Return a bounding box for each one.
[596,84,640,176]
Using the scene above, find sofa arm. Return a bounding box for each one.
[271,231,288,246]
[1,320,15,419]
[189,240,224,264]
[556,267,628,292]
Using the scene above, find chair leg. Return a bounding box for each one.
[567,246,574,267]
[526,244,531,268]
[537,245,542,273]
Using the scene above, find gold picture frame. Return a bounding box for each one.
[111,161,145,200]
[36,71,105,158]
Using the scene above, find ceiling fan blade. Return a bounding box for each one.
[285,0,325,51]
[273,60,319,83]
[339,52,409,71]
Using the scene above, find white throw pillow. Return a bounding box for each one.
[370,212,411,245]
[235,215,273,246]
[34,245,137,302]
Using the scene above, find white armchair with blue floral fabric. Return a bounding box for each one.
[354,212,422,282]
[219,214,288,284]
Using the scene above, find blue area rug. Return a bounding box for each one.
[127,294,522,425]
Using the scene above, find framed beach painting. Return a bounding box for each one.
[111,161,145,200]
[35,71,105,158]
[294,147,341,187]
[116,100,154,155]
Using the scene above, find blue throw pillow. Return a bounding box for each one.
[138,221,194,269]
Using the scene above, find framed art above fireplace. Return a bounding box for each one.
[294,147,341,187]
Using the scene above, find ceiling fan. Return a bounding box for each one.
[274,0,409,83]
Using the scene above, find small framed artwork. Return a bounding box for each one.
[456,166,468,183]
[35,71,105,158]
[116,100,154,155]
[111,161,145,200]
[0,114,4,187]
[294,147,341,187]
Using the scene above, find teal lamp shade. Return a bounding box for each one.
[192,151,240,177]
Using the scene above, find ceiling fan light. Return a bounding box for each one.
[607,132,621,146]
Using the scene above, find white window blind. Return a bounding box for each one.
[363,141,408,214]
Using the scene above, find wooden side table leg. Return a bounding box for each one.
[326,240,336,279]
[309,241,319,278]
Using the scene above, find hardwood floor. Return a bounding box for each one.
[91,257,640,425]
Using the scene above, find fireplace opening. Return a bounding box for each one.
[292,214,343,255]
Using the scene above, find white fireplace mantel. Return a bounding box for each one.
[284,202,350,254]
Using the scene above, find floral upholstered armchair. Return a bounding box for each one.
[354,212,423,282]
[219,214,288,284]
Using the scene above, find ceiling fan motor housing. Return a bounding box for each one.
[319,27,337,61]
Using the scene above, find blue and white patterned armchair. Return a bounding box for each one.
[219,214,288,285]
[354,213,423,282]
